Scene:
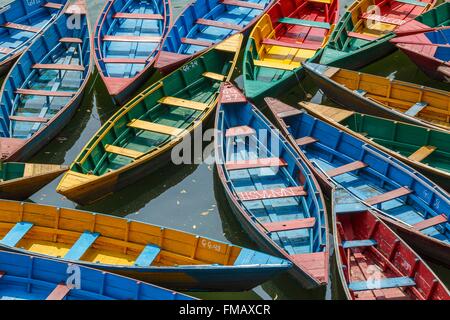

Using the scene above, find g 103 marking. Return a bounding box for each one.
[201,239,222,252]
[181,60,198,72]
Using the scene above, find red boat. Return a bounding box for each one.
[334,188,450,300]
[391,26,450,82]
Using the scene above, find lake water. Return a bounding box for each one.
[20,0,450,299]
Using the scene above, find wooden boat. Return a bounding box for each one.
[333,187,449,300]
[265,98,450,266]
[300,103,450,191]
[395,1,450,36]
[93,0,172,105]
[0,0,69,76]
[215,83,329,288]
[319,0,436,69]
[0,2,92,162]
[302,62,450,131]
[0,199,291,291]
[154,0,274,73]
[56,34,242,205]
[242,0,339,102]
[0,162,67,200]
[0,250,194,300]
[391,27,450,82]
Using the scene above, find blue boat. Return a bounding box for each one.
[0,250,194,300]
[0,2,92,162]
[154,0,274,73]
[93,0,172,105]
[0,0,68,76]
[265,98,450,266]
[215,83,329,288]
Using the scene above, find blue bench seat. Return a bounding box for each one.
[134,244,161,267]
[349,276,416,292]
[64,231,100,261]
[0,222,33,247]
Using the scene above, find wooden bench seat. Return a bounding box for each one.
[181,37,214,47]
[405,102,428,117]
[102,58,147,64]
[33,63,85,72]
[221,0,265,10]
[103,35,161,43]
[349,276,416,292]
[196,18,242,31]
[278,18,330,29]
[365,187,412,206]
[238,186,307,201]
[225,125,256,137]
[225,158,287,170]
[113,13,164,20]
[0,47,13,55]
[0,222,33,247]
[262,38,321,50]
[105,145,145,159]
[2,22,40,33]
[46,284,71,300]
[408,145,436,162]
[347,31,378,41]
[16,89,75,97]
[134,244,161,267]
[128,119,184,136]
[413,214,447,231]
[253,59,297,71]
[342,239,377,249]
[64,231,100,261]
[264,218,316,233]
[361,13,406,26]
[60,37,83,44]
[158,96,209,111]
[43,2,64,9]
[296,136,318,146]
[326,161,368,178]
[202,72,225,81]
[9,115,49,123]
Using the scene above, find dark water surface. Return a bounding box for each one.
[22,0,449,299]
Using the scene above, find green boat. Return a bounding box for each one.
[56,35,242,205]
[395,1,450,35]
[319,0,437,68]
[300,102,450,191]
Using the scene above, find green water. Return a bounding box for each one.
[23,0,449,300]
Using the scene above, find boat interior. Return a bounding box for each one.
[0,12,90,140]
[328,0,434,53]
[95,0,170,78]
[0,1,65,60]
[245,0,337,82]
[281,110,450,244]
[162,0,268,56]
[335,191,447,300]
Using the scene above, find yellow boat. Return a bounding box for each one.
[56,35,242,205]
[0,163,67,200]
[303,62,450,131]
[0,199,290,291]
